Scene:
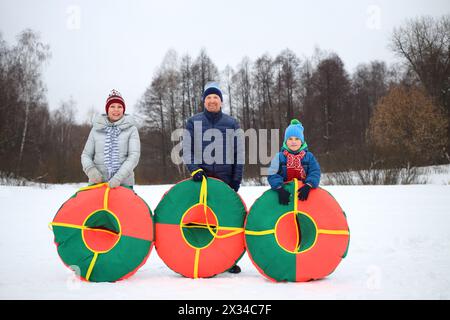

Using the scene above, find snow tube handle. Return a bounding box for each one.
[199,176,244,239]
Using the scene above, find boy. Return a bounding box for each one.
[268,119,321,204]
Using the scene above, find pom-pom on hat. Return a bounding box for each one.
[284,119,304,143]
[105,89,126,114]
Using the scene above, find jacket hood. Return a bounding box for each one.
[93,114,136,131]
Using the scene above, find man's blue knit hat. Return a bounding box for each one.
[284,119,304,142]
[202,81,223,102]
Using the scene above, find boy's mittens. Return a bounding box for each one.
[87,167,103,184]
[276,187,291,205]
[298,184,312,201]
[192,169,207,182]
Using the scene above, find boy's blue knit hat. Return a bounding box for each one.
[202,81,223,102]
[284,119,304,142]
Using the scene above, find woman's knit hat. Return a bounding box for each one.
[105,89,126,114]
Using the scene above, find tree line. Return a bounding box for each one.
[136,15,449,183]
[0,15,448,185]
[0,30,90,183]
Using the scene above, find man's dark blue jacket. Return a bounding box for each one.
[182,109,244,187]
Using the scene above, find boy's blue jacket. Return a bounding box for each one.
[267,147,321,189]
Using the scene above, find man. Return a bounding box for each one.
[182,82,244,273]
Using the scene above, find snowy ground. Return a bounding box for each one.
[1,180,450,300]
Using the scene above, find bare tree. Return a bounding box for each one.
[222,65,235,117]
[192,49,219,112]
[352,61,389,144]
[49,99,77,181]
[11,29,50,176]
[233,57,253,129]
[180,54,194,122]
[303,53,352,158]
[274,49,300,121]
[253,54,275,129]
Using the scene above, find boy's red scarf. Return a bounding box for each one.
[283,150,306,182]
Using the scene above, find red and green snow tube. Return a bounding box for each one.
[50,183,154,282]
[245,179,350,282]
[154,177,247,278]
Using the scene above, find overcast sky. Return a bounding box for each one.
[0,0,448,122]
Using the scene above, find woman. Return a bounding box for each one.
[81,89,140,188]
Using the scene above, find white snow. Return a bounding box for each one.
[320,164,450,186]
[1,181,450,300]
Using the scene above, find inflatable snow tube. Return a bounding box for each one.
[50,183,154,282]
[154,177,247,278]
[245,179,350,282]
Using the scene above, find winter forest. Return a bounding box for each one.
[0,15,449,185]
